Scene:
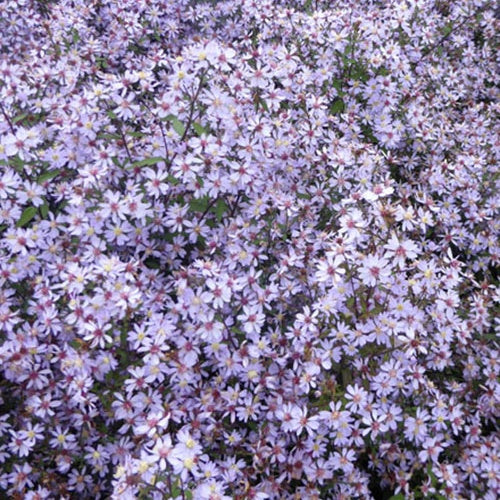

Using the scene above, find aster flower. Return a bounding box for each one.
[289,406,320,436]
[358,254,392,287]
[206,278,232,309]
[237,304,265,336]
[147,436,173,471]
[397,328,428,356]
[49,426,77,451]
[418,436,444,464]
[0,0,497,497]
[133,410,170,439]
[345,384,369,413]
[404,409,430,444]
[384,234,420,269]
[315,253,346,284]
[361,410,388,439]
[8,430,34,458]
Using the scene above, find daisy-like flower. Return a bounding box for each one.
[82,320,113,349]
[295,306,319,334]
[384,234,420,269]
[0,169,21,198]
[330,448,356,474]
[26,393,61,419]
[206,278,231,309]
[17,181,45,207]
[3,129,32,160]
[8,430,34,457]
[134,411,170,439]
[143,166,169,197]
[404,409,430,444]
[276,402,296,433]
[176,430,203,456]
[67,467,92,493]
[339,208,367,239]
[195,480,233,500]
[148,436,173,471]
[49,426,77,450]
[237,304,265,336]
[168,433,203,482]
[361,410,388,438]
[395,204,417,231]
[362,182,394,201]
[7,462,33,492]
[418,436,444,463]
[345,384,369,413]
[20,422,44,444]
[397,328,428,356]
[289,406,320,436]
[358,254,392,287]
[315,253,345,284]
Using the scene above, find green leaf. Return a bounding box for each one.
[351,65,369,82]
[167,174,180,186]
[330,98,345,114]
[40,203,49,219]
[388,495,405,500]
[258,98,269,113]
[131,157,165,168]
[442,23,453,37]
[189,196,210,213]
[164,114,186,136]
[128,131,146,138]
[192,122,206,136]
[214,199,228,222]
[10,155,25,171]
[16,206,37,228]
[144,257,160,269]
[331,78,344,93]
[341,367,353,387]
[484,333,498,340]
[37,169,61,183]
[69,339,80,350]
[13,113,28,124]
[98,132,121,141]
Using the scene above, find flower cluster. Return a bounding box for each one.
[0,0,498,498]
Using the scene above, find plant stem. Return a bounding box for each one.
[0,103,16,135]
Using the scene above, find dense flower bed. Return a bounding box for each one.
[0,0,498,498]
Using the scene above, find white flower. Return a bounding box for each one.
[358,254,392,286]
[315,254,346,284]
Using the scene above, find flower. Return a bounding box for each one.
[384,234,419,269]
[206,278,232,309]
[418,436,444,463]
[134,411,170,438]
[237,304,265,336]
[404,409,430,444]
[397,328,428,356]
[345,384,369,413]
[315,253,346,284]
[8,430,34,457]
[361,410,388,438]
[358,254,392,287]
[289,406,320,436]
[148,436,173,471]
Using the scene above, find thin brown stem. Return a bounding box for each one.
[0,103,16,135]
